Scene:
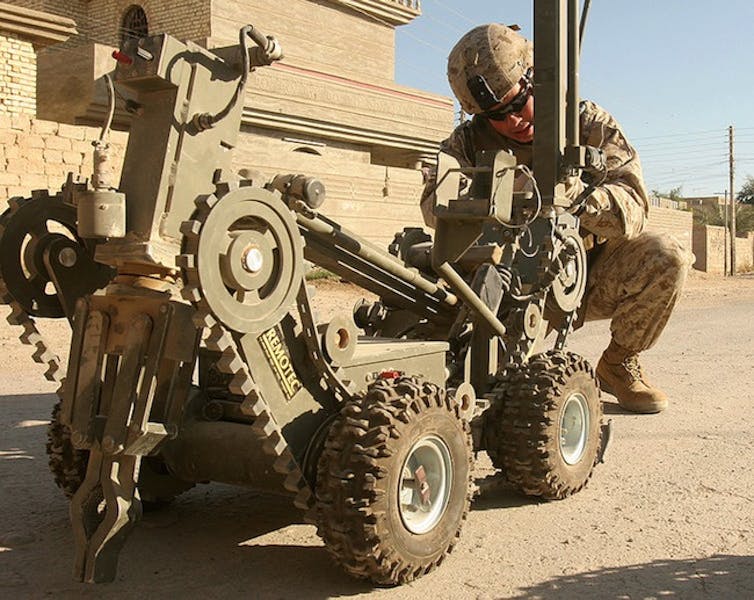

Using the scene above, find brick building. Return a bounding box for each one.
[0,0,452,245]
[3,1,740,269]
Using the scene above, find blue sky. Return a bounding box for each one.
[395,0,754,198]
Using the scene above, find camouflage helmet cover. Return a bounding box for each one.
[447,23,533,115]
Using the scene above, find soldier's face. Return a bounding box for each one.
[488,82,535,143]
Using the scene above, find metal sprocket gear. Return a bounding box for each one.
[0,189,102,382]
[549,226,587,313]
[179,183,305,334]
[0,191,86,317]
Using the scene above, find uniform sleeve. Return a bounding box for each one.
[420,124,476,229]
[578,102,649,240]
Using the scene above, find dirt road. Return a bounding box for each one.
[1,273,753,599]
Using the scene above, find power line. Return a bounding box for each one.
[646,164,728,182]
[416,3,471,38]
[648,160,728,173]
[635,136,727,150]
[646,176,728,189]
[629,128,726,141]
[639,147,727,159]
[424,0,478,27]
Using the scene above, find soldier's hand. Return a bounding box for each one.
[582,189,612,216]
[563,175,585,202]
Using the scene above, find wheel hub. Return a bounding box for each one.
[180,186,304,333]
[550,228,587,313]
[559,392,589,465]
[398,435,452,534]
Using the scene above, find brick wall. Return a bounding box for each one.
[2,1,210,47]
[233,128,425,248]
[212,0,397,84]
[693,225,725,274]
[692,224,754,274]
[645,205,693,251]
[84,1,211,47]
[0,33,36,115]
[0,113,127,199]
[736,234,754,272]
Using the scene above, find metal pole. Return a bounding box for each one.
[723,190,729,276]
[296,211,458,306]
[579,0,592,46]
[533,0,567,206]
[567,0,580,148]
[729,125,736,275]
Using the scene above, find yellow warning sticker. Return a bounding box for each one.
[260,327,302,400]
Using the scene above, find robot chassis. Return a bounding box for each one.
[0,2,609,586]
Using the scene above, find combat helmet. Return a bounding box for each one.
[447,23,533,115]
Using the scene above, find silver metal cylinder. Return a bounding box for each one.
[76,189,127,239]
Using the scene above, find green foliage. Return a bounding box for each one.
[693,207,724,227]
[736,204,754,233]
[650,186,683,201]
[738,175,754,205]
[305,267,338,281]
[693,204,754,234]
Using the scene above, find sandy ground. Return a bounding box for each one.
[1,270,753,599]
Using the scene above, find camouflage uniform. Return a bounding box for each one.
[421,100,692,352]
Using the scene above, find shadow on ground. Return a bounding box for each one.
[508,555,754,599]
[1,479,375,598]
[0,392,373,598]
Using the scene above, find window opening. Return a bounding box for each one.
[120,5,148,46]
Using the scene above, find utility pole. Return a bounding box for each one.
[729,125,736,276]
[723,190,729,276]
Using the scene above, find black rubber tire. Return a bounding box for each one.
[46,401,195,506]
[491,351,602,500]
[46,401,89,498]
[314,376,473,585]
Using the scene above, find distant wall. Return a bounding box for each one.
[694,224,726,274]
[233,128,425,248]
[693,224,753,274]
[646,206,693,251]
[736,233,754,272]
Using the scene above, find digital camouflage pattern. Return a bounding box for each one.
[420,100,693,352]
[422,100,649,240]
[585,232,691,352]
[447,23,533,115]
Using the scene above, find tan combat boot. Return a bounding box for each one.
[596,340,668,414]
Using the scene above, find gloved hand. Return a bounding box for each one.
[582,189,612,216]
[563,175,585,202]
[564,177,612,217]
[579,188,621,238]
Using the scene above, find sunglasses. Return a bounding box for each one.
[467,68,533,121]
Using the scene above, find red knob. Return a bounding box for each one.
[112,50,133,65]
[378,370,402,380]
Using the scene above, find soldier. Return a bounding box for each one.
[422,23,692,413]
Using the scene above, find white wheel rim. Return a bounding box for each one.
[559,392,589,465]
[398,435,452,534]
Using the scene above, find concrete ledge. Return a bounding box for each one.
[0,2,77,46]
[329,0,421,25]
[242,107,440,159]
